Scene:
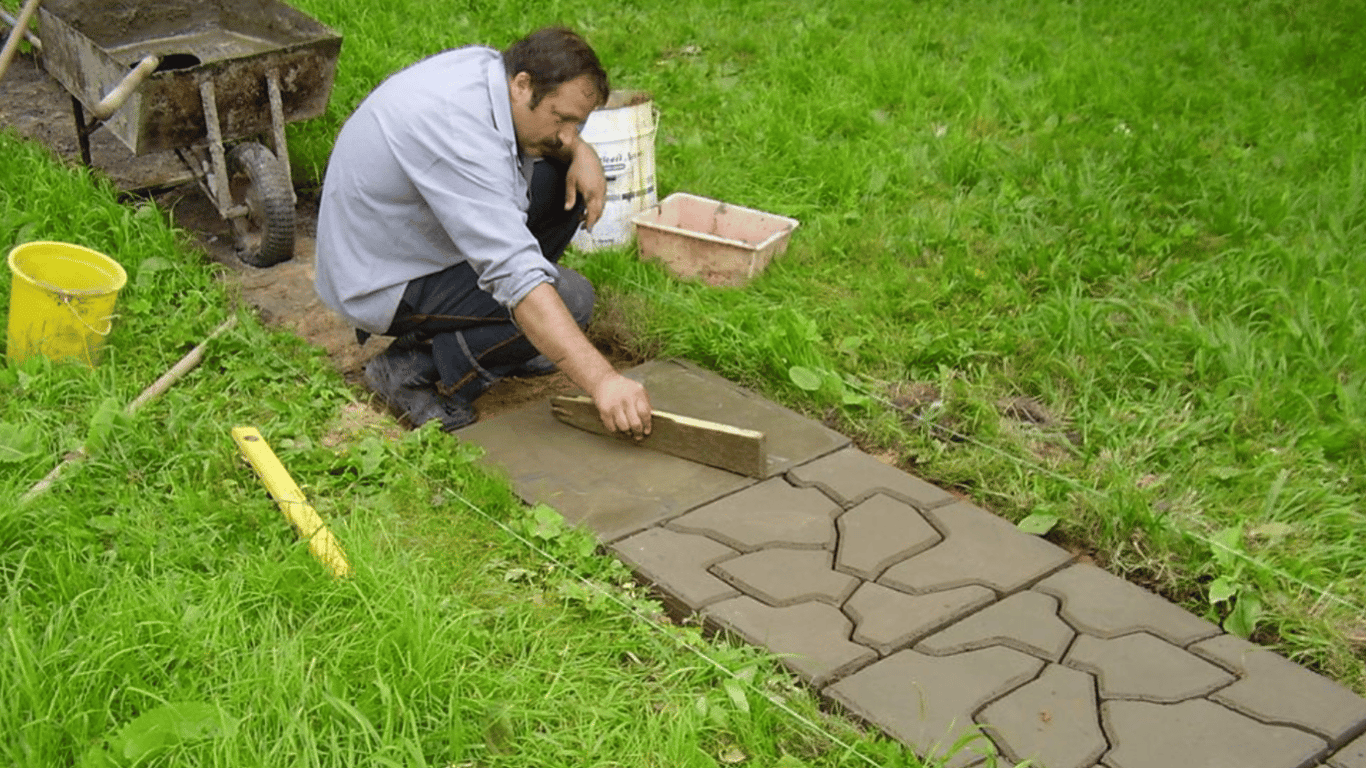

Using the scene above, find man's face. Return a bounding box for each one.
[509,72,599,158]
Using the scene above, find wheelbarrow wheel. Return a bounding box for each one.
[228,142,295,267]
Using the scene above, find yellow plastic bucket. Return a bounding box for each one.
[6,241,127,366]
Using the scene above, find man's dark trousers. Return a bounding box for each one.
[379,158,593,402]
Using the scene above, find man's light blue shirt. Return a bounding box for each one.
[314,46,556,334]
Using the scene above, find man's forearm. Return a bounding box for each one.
[514,282,614,393]
[513,282,652,436]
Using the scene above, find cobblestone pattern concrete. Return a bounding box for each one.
[465,365,1366,768]
[637,448,1366,768]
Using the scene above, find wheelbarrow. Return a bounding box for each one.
[29,0,341,267]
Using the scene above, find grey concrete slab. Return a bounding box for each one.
[1103,699,1326,768]
[1329,732,1366,768]
[918,591,1076,662]
[835,494,942,580]
[668,478,840,551]
[704,597,875,686]
[620,359,850,477]
[826,647,1044,768]
[845,581,995,656]
[459,399,752,543]
[610,528,741,614]
[789,447,957,508]
[979,664,1107,768]
[712,548,859,606]
[1192,633,1366,744]
[458,359,846,541]
[1065,633,1235,703]
[880,501,1073,594]
[1036,564,1221,646]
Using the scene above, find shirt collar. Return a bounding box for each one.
[486,55,520,156]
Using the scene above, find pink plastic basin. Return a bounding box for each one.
[631,192,799,286]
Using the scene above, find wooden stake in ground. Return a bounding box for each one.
[20,315,238,503]
[550,394,768,478]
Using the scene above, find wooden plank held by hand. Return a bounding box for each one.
[550,394,767,478]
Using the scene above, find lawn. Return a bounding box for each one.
[3,0,1366,763]
[0,139,918,764]
[302,0,1366,683]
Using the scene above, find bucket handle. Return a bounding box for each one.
[60,294,116,337]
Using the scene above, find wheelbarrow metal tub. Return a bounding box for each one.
[35,0,341,266]
[37,0,340,156]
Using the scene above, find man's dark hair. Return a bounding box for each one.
[502,27,610,109]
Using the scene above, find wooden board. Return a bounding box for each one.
[550,395,767,478]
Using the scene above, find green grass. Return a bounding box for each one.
[0,134,929,765]
[280,0,1366,685]
[5,0,1366,762]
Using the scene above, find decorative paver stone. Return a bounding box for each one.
[917,591,1075,662]
[1103,699,1326,768]
[1193,633,1366,744]
[610,528,740,613]
[704,597,875,685]
[1036,564,1220,645]
[827,647,1044,768]
[1066,633,1234,702]
[979,664,1106,768]
[835,493,942,579]
[880,502,1072,594]
[1329,732,1366,768]
[788,447,956,508]
[668,479,840,551]
[462,358,1366,768]
[713,549,859,606]
[845,581,995,656]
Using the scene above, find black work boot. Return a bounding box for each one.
[364,347,476,431]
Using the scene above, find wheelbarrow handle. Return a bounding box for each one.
[0,0,41,83]
[89,54,161,120]
[0,3,42,53]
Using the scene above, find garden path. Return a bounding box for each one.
[462,359,1366,768]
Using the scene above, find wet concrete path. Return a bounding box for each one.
[461,360,1366,768]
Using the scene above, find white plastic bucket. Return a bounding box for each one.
[571,90,658,252]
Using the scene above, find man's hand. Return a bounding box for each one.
[564,140,607,231]
[591,372,652,440]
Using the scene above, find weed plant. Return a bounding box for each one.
[281,0,1366,686]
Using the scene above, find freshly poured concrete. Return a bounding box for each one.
[460,360,1366,768]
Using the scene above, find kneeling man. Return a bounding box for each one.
[315,27,651,437]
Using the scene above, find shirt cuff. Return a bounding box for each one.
[498,264,561,312]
